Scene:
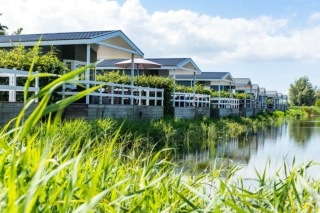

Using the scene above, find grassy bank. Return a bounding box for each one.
[1,116,320,212]
[39,110,290,152]
[287,106,320,117]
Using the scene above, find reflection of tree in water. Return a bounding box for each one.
[265,123,285,141]
[213,133,262,166]
[288,120,313,146]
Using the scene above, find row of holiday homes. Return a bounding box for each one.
[0,30,288,124]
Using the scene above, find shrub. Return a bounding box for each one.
[97,71,174,114]
[0,44,66,102]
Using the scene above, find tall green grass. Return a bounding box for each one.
[1,61,320,212]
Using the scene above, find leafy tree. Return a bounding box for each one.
[289,76,316,106]
[13,27,23,35]
[0,13,23,35]
[315,88,320,100]
[315,99,320,107]
[0,13,8,35]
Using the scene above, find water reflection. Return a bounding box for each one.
[288,118,320,146]
[175,117,320,178]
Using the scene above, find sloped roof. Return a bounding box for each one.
[266,91,277,97]
[0,30,144,57]
[0,31,115,43]
[97,58,188,68]
[234,78,251,86]
[266,91,277,95]
[97,58,201,73]
[172,72,230,80]
[252,84,259,89]
[259,87,266,95]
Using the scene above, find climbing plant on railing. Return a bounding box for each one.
[0,44,66,102]
[97,71,175,114]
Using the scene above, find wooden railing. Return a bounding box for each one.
[0,68,39,102]
[211,98,239,109]
[61,80,164,106]
[172,92,211,107]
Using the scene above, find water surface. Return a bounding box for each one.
[175,117,320,180]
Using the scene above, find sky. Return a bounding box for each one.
[1,0,320,94]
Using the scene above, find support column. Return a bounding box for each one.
[244,87,246,108]
[193,72,196,94]
[173,69,176,107]
[13,74,16,102]
[218,80,220,109]
[86,44,90,104]
[131,53,134,105]
[193,73,196,107]
[250,86,252,108]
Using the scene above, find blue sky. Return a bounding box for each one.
[1,0,320,94]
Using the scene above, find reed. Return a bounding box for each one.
[1,62,320,212]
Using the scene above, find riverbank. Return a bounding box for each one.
[33,109,297,152]
[1,112,320,212]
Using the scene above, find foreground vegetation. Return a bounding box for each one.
[1,115,320,212]
[1,105,319,212]
[1,55,320,212]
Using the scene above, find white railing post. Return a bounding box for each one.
[146,89,150,106]
[161,90,164,106]
[111,85,114,105]
[62,69,66,99]
[121,85,124,105]
[86,44,90,104]
[99,85,102,105]
[138,87,142,105]
[35,72,39,103]
[218,80,220,108]
[154,89,157,106]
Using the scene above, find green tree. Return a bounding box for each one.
[0,13,23,35]
[315,88,320,100]
[289,76,316,106]
[13,27,23,35]
[0,13,8,35]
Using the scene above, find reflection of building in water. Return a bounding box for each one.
[214,134,259,166]
[265,122,286,141]
[174,130,268,170]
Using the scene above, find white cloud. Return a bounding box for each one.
[1,0,320,65]
[310,12,320,21]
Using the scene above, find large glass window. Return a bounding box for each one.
[176,81,192,87]
[63,60,87,89]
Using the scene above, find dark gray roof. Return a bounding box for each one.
[266,91,277,97]
[234,78,251,85]
[173,72,229,80]
[0,31,115,43]
[96,58,188,68]
[266,91,277,94]
[252,84,259,89]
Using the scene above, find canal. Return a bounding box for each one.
[175,117,320,181]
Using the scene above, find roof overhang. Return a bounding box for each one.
[150,58,201,73]
[174,78,235,84]
[234,78,252,87]
[0,30,144,59]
